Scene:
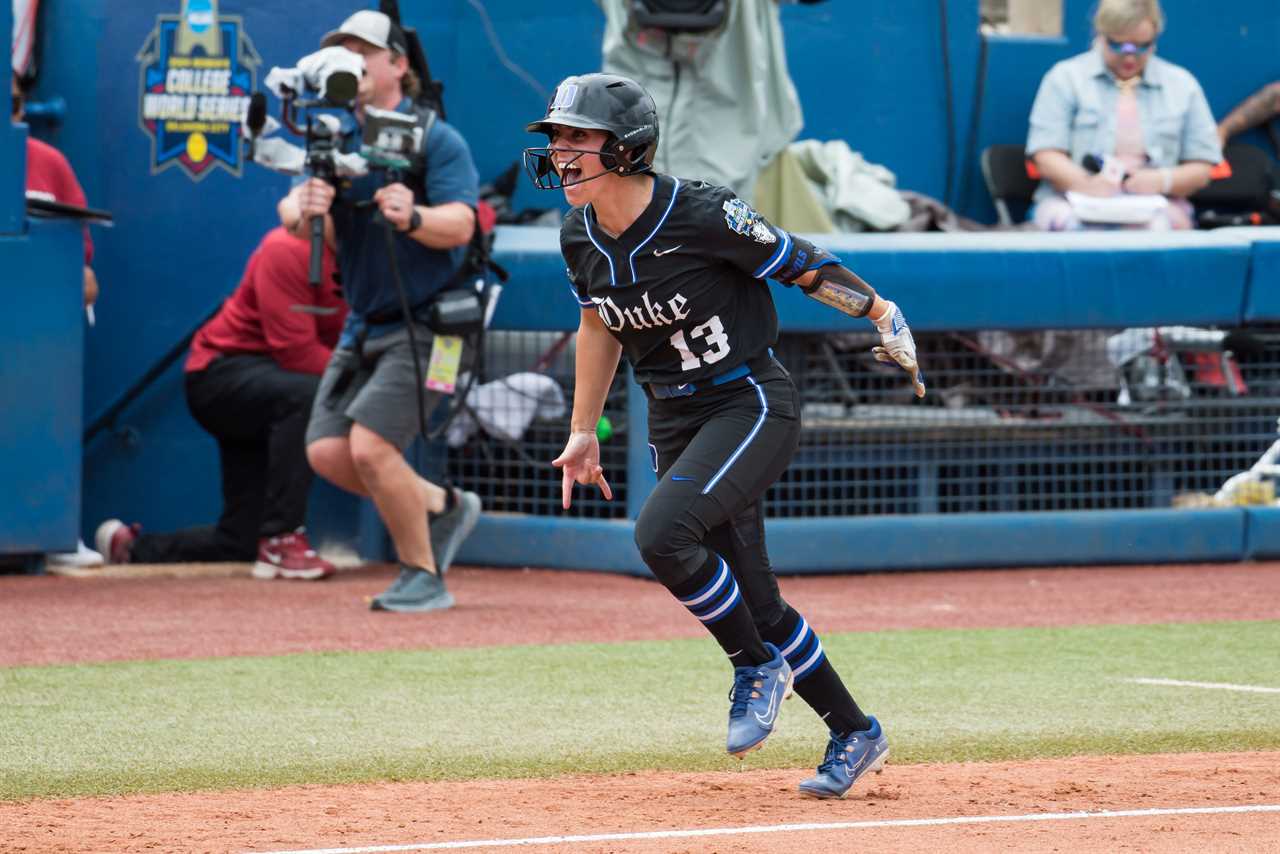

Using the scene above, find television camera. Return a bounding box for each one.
[242,42,504,444]
[243,46,424,285]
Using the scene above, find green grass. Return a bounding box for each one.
[2,621,1279,800]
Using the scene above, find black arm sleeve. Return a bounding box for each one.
[799,263,877,317]
[774,235,876,318]
[770,234,839,284]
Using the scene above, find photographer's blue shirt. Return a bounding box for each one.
[331,97,479,345]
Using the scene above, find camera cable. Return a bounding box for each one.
[379,216,486,447]
[380,219,432,445]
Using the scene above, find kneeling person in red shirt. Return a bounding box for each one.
[95,228,348,579]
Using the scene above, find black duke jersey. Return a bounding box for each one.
[562,175,800,385]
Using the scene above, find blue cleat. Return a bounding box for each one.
[798,717,889,799]
[726,643,793,757]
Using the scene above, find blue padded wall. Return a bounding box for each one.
[0,0,22,235]
[15,0,1280,560]
[0,219,84,553]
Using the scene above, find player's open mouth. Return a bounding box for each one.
[558,163,582,182]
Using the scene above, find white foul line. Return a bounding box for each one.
[1126,677,1280,694]
[243,803,1280,854]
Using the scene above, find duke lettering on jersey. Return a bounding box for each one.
[592,291,690,332]
[561,178,789,385]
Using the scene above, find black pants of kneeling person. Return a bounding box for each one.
[128,355,320,563]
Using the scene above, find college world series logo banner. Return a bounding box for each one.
[136,0,261,180]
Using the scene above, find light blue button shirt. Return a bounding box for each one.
[1026,48,1222,202]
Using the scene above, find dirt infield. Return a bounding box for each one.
[6,752,1278,852]
[5,562,1280,666]
[3,562,1280,852]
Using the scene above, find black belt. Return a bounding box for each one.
[648,350,778,400]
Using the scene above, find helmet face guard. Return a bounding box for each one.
[521,145,632,190]
[524,73,659,191]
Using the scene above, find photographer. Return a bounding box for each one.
[278,10,481,613]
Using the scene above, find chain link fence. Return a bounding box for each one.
[446,327,1280,520]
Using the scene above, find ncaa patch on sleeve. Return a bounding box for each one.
[722,198,777,245]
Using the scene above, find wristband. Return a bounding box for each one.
[1161,168,1173,195]
[402,207,422,233]
[869,299,900,336]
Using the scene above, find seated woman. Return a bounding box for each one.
[1026,0,1220,231]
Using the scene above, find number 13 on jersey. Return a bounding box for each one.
[668,315,731,371]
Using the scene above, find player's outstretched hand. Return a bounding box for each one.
[871,301,926,399]
[552,430,613,509]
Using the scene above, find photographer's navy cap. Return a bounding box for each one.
[321,10,408,55]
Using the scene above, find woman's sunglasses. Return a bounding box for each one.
[1106,38,1155,55]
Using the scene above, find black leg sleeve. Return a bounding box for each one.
[758,604,871,736]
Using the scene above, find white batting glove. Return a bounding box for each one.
[870,300,926,398]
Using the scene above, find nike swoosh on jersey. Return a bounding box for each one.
[653,245,683,257]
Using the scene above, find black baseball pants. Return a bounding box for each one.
[633,362,800,626]
[129,354,320,563]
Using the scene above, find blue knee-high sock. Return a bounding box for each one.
[761,605,870,735]
[669,552,770,667]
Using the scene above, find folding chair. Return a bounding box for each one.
[980,144,1040,226]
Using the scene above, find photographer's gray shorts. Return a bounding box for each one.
[306,322,445,452]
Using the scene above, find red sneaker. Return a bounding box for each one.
[94,519,140,564]
[252,528,336,580]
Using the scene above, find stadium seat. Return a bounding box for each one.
[981,144,1039,227]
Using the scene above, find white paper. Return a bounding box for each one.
[1066,191,1168,225]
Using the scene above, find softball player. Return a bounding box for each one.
[525,73,925,798]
